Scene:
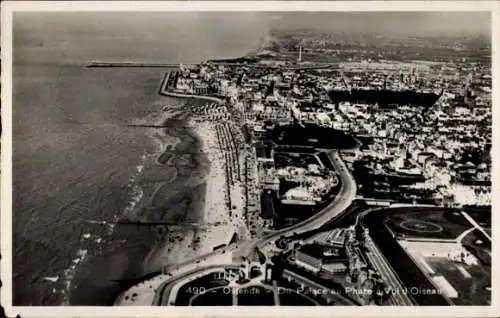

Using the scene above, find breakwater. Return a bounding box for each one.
[86,60,337,71]
[86,61,194,68]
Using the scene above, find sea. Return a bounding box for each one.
[12,12,266,305]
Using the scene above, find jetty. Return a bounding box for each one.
[85,60,337,70]
[85,60,196,68]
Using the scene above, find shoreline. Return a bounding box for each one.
[69,103,189,305]
[139,103,211,273]
[115,96,249,306]
[112,121,214,306]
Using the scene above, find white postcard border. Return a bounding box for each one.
[1,1,499,317]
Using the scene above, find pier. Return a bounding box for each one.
[85,61,193,68]
[85,60,337,71]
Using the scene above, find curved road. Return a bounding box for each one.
[156,265,240,306]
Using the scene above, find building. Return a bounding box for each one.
[281,187,319,205]
[260,191,276,220]
[294,250,323,272]
[194,83,209,95]
[312,228,347,247]
[252,125,267,139]
[293,243,349,275]
[399,240,479,266]
[322,262,348,274]
[255,142,275,164]
[257,165,280,191]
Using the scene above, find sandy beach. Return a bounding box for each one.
[116,116,247,306]
[193,121,236,254]
[113,97,252,305]
[143,116,247,270]
[140,104,207,273]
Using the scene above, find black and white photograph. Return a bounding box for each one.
[1,1,498,316]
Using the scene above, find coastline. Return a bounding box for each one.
[114,89,250,306]
[140,105,210,272]
[141,116,237,272]
[68,100,189,305]
[13,18,269,306]
[112,114,224,307]
[70,97,211,305]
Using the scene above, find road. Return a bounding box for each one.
[363,235,415,305]
[355,207,418,305]
[461,211,492,242]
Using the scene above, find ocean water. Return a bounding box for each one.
[12,12,264,305]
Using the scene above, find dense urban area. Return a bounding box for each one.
[112,29,492,307]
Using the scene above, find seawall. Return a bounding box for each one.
[158,72,224,104]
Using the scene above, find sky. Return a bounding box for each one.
[14,11,491,40]
[265,12,491,37]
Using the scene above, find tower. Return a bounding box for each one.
[298,45,302,62]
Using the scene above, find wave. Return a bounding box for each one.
[60,104,190,304]
[60,249,88,305]
[137,164,144,174]
[57,140,151,304]
[123,186,144,219]
[85,220,107,225]
[43,276,60,283]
